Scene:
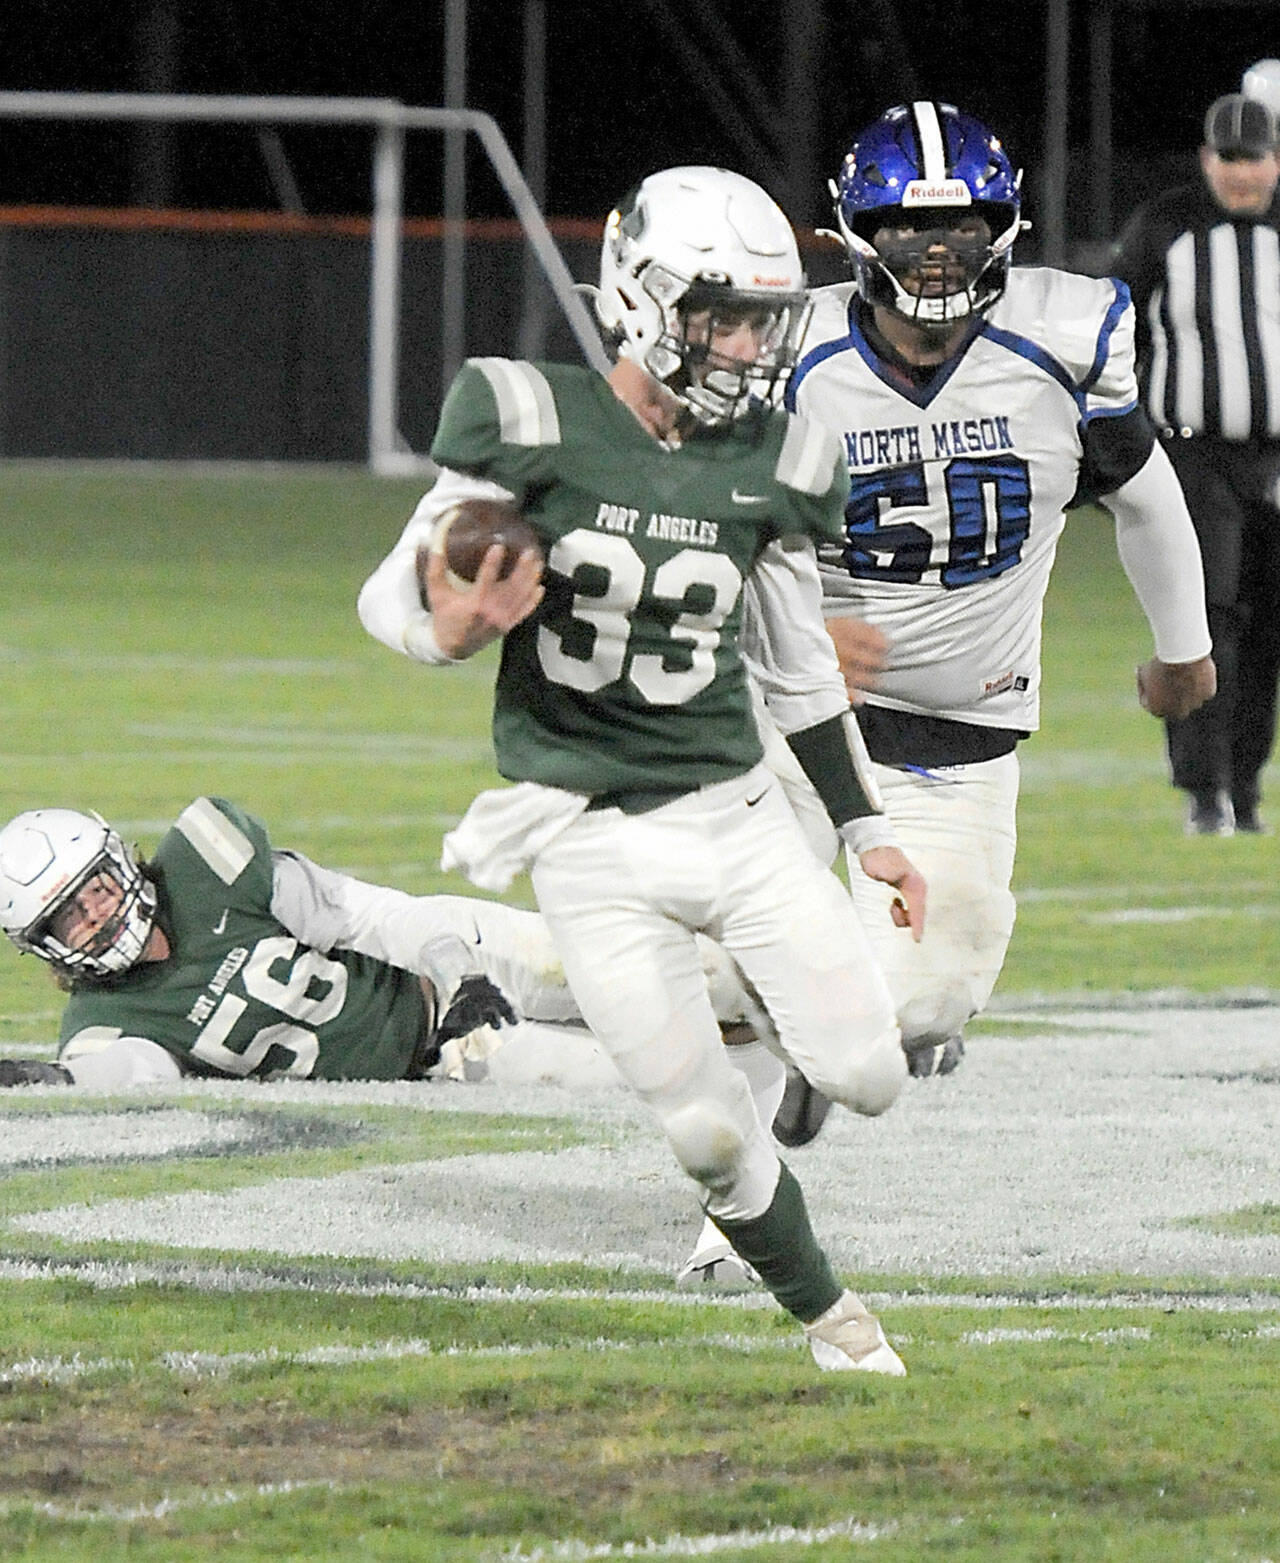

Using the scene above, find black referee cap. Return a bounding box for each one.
[1204,93,1277,156]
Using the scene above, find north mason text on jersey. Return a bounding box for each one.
[594,501,720,548]
[842,415,1015,471]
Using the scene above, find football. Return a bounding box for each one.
[427,499,543,592]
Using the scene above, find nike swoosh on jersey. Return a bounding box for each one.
[745,789,769,806]
[212,909,228,935]
[731,489,769,505]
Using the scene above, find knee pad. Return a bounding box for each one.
[661,1098,749,1194]
[668,1096,782,1225]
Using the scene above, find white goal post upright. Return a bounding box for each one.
[0,91,611,473]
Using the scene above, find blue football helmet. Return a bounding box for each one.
[829,101,1024,325]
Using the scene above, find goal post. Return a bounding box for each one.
[0,91,610,473]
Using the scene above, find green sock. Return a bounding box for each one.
[711,1162,843,1323]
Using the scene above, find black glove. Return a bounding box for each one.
[904,1035,965,1078]
[0,1058,74,1087]
[436,976,518,1046]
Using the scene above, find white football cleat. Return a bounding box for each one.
[803,1290,906,1375]
[674,1242,761,1292]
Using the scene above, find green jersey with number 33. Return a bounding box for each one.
[59,798,429,1081]
[431,359,850,796]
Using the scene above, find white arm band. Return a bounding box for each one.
[838,815,900,855]
[1104,443,1213,664]
[357,469,519,665]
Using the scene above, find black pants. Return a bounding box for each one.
[1162,434,1280,813]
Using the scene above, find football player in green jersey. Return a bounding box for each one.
[359,167,928,1375]
[0,797,587,1090]
[0,797,794,1096]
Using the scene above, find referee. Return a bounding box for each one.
[1112,92,1280,836]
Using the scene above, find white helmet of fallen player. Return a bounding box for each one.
[595,165,811,425]
[0,808,159,979]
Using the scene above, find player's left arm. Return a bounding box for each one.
[1101,439,1216,718]
[267,851,520,1026]
[1076,288,1214,720]
[742,537,925,940]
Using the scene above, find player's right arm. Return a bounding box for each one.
[1104,444,1216,718]
[358,360,549,664]
[55,1031,185,1088]
[357,467,540,664]
[267,850,547,1034]
[1052,271,1214,722]
[1067,281,1214,719]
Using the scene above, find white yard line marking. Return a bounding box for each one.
[0,1334,802,1389]
[6,1317,1275,1391]
[959,1326,1152,1345]
[1,1480,891,1550]
[1087,906,1279,925]
[496,1515,894,1558]
[0,1355,123,1385]
[6,1255,1280,1314]
[0,644,358,676]
[1016,882,1275,904]
[0,1479,335,1525]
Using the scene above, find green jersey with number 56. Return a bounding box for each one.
[430,359,850,797]
[59,798,429,1081]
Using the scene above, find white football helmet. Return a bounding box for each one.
[0,808,158,979]
[595,166,810,425]
[1243,59,1280,117]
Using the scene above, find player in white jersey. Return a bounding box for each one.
[777,101,1215,1082]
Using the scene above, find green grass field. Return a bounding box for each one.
[0,468,1277,1562]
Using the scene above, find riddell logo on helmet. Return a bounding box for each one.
[902,179,972,207]
[752,274,791,286]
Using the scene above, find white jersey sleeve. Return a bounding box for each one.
[1106,443,1212,664]
[268,852,582,1023]
[739,535,849,736]
[356,468,518,665]
[1006,267,1139,423]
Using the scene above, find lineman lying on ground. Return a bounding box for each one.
[0,795,775,1095]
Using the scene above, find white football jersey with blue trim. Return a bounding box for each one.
[787,267,1138,730]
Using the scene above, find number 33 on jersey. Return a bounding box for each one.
[429,358,850,797]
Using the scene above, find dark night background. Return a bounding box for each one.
[0,1,1274,460]
[0,2,1276,241]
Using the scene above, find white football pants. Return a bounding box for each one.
[843,755,1017,1044]
[531,763,905,1224]
[759,699,1018,1045]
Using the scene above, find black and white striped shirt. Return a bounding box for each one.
[1111,182,1280,441]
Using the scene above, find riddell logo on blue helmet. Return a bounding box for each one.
[901,179,972,208]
